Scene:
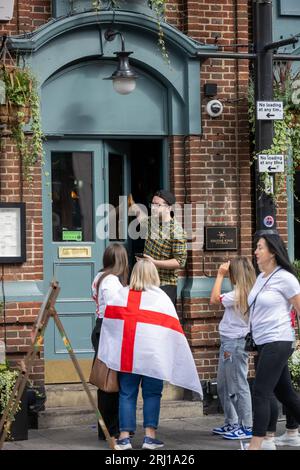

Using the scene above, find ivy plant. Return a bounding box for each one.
[0,65,43,182]
[288,260,300,392]
[0,366,21,435]
[148,0,169,63]
[249,62,300,202]
[92,0,169,62]
[289,348,300,392]
[0,369,18,414]
[293,259,300,279]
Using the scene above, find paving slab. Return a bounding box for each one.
[2,416,296,451]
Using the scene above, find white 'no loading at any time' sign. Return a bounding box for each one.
[258,154,285,173]
[256,101,283,120]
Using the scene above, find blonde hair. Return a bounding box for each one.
[129,259,160,291]
[229,257,256,317]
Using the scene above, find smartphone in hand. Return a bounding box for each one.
[135,253,145,258]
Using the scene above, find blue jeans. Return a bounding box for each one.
[119,372,163,432]
[217,335,252,428]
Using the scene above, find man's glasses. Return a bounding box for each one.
[149,203,169,208]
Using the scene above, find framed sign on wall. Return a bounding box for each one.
[0,202,26,263]
[204,226,238,251]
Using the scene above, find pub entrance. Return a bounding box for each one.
[43,138,165,383]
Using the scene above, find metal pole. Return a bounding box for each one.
[274,54,300,61]
[195,51,300,62]
[195,51,257,60]
[254,0,277,231]
[264,36,298,51]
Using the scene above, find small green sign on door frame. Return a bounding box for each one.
[62,230,82,241]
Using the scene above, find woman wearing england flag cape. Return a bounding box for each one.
[98,258,202,450]
[91,243,129,441]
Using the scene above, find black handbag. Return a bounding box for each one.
[244,331,257,352]
[244,267,282,353]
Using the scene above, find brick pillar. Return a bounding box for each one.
[168,1,254,381]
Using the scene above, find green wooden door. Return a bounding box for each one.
[43,139,163,382]
[43,140,106,383]
[43,140,130,383]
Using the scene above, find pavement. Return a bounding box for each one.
[2,415,298,451]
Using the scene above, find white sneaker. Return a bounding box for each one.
[241,440,276,451]
[275,431,300,447]
[261,438,276,450]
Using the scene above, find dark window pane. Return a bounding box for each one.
[52,152,93,242]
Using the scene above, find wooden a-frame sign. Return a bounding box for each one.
[0,281,115,450]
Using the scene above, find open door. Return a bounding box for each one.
[104,140,131,248]
[43,138,164,383]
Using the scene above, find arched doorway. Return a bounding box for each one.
[42,60,168,381]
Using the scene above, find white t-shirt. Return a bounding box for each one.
[248,267,300,345]
[219,290,249,339]
[92,273,123,318]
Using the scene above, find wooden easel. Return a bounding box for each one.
[0,281,115,450]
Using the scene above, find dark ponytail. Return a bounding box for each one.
[254,232,296,276]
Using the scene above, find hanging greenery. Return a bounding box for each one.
[288,260,300,391]
[92,0,169,62]
[0,368,18,415]
[0,65,43,182]
[148,0,169,63]
[0,365,21,436]
[249,62,300,202]
[91,0,118,10]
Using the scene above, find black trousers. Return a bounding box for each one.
[254,347,299,432]
[252,341,300,436]
[160,284,177,307]
[91,318,119,438]
[285,407,299,430]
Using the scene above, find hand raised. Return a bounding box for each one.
[218,261,230,276]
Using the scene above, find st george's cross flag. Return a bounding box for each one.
[98,286,203,397]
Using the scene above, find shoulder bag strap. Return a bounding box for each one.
[248,267,283,331]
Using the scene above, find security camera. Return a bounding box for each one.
[206,99,223,118]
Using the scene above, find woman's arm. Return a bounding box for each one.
[210,262,230,305]
[290,293,300,316]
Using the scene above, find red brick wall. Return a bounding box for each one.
[0,136,43,281]
[168,1,254,381]
[0,0,51,35]
[3,302,43,386]
[0,134,44,381]
[0,1,51,383]
[0,137,44,383]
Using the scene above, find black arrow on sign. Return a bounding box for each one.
[266,113,275,118]
[268,165,276,171]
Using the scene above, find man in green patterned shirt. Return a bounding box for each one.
[129,189,187,306]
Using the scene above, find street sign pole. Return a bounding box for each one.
[254,0,277,232]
